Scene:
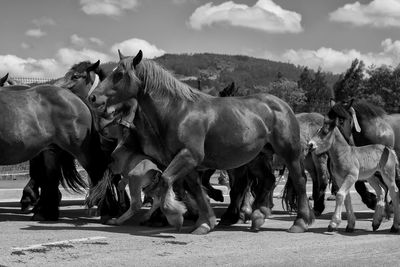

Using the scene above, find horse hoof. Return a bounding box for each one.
[288,218,308,233]
[327,225,336,232]
[345,226,354,233]
[313,210,322,217]
[372,223,380,232]
[251,210,265,230]
[327,195,336,201]
[218,214,238,226]
[236,219,246,224]
[31,213,58,221]
[21,205,35,214]
[106,218,119,225]
[165,214,184,231]
[191,223,211,235]
[142,202,152,208]
[288,224,306,233]
[390,225,399,233]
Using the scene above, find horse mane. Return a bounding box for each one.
[328,100,386,121]
[69,61,108,80]
[135,60,209,102]
[352,100,386,120]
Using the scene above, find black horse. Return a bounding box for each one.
[17,61,129,221]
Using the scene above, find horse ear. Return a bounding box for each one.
[87,60,100,73]
[132,50,143,68]
[0,73,9,86]
[118,49,125,60]
[329,98,336,107]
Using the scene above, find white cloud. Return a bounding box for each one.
[25,28,46,38]
[0,55,62,78]
[267,38,400,74]
[56,48,112,66]
[80,0,139,16]
[110,38,165,58]
[188,0,302,33]
[70,34,104,47]
[89,37,104,46]
[0,47,113,78]
[21,43,31,49]
[330,0,400,28]
[32,17,56,27]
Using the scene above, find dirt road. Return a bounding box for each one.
[1,187,399,267]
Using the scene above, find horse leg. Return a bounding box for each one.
[286,159,315,233]
[380,166,400,233]
[328,175,356,232]
[201,169,224,202]
[185,172,216,235]
[107,174,142,225]
[219,166,249,226]
[238,185,255,224]
[250,158,275,231]
[311,153,329,216]
[20,178,40,213]
[343,194,356,232]
[31,148,62,221]
[355,180,377,210]
[159,148,204,230]
[368,177,385,231]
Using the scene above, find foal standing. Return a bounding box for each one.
[309,116,400,233]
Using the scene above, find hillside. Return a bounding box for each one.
[101,53,339,96]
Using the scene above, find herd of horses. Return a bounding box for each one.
[1,49,399,235]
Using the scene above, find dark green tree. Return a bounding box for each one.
[333,59,365,101]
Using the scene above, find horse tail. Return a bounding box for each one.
[85,168,114,208]
[58,150,88,193]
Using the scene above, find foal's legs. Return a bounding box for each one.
[329,175,357,231]
[343,194,356,232]
[368,178,386,231]
[380,167,400,233]
[107,174,143,225]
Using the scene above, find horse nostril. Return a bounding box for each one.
[89,95,96,103]
[308,142,315,151]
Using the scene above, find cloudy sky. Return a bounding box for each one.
[1,0,400,77]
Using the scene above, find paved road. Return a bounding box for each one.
[1,179,399,267]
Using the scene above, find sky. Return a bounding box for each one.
[1,0,400,78]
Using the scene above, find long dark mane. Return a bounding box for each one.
[135,60,210,102]
[328,100,386,121]
[352,100,386,120]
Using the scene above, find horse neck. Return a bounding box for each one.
[328,127,353,160]
[133,97,172,166]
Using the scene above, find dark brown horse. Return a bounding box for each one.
[89,50,313,234]
[1,63,123,221]
[327,99,400,210]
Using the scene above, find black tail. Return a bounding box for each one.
[58,150,87,193]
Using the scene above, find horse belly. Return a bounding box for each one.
[0,108,53,164]
[203,131,267,169]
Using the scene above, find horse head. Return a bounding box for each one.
[89,50,143,117]
[327,99,361,143]
[54,60,102,100]
[308,116,338,155]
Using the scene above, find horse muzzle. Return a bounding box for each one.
[308,141,317,153]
